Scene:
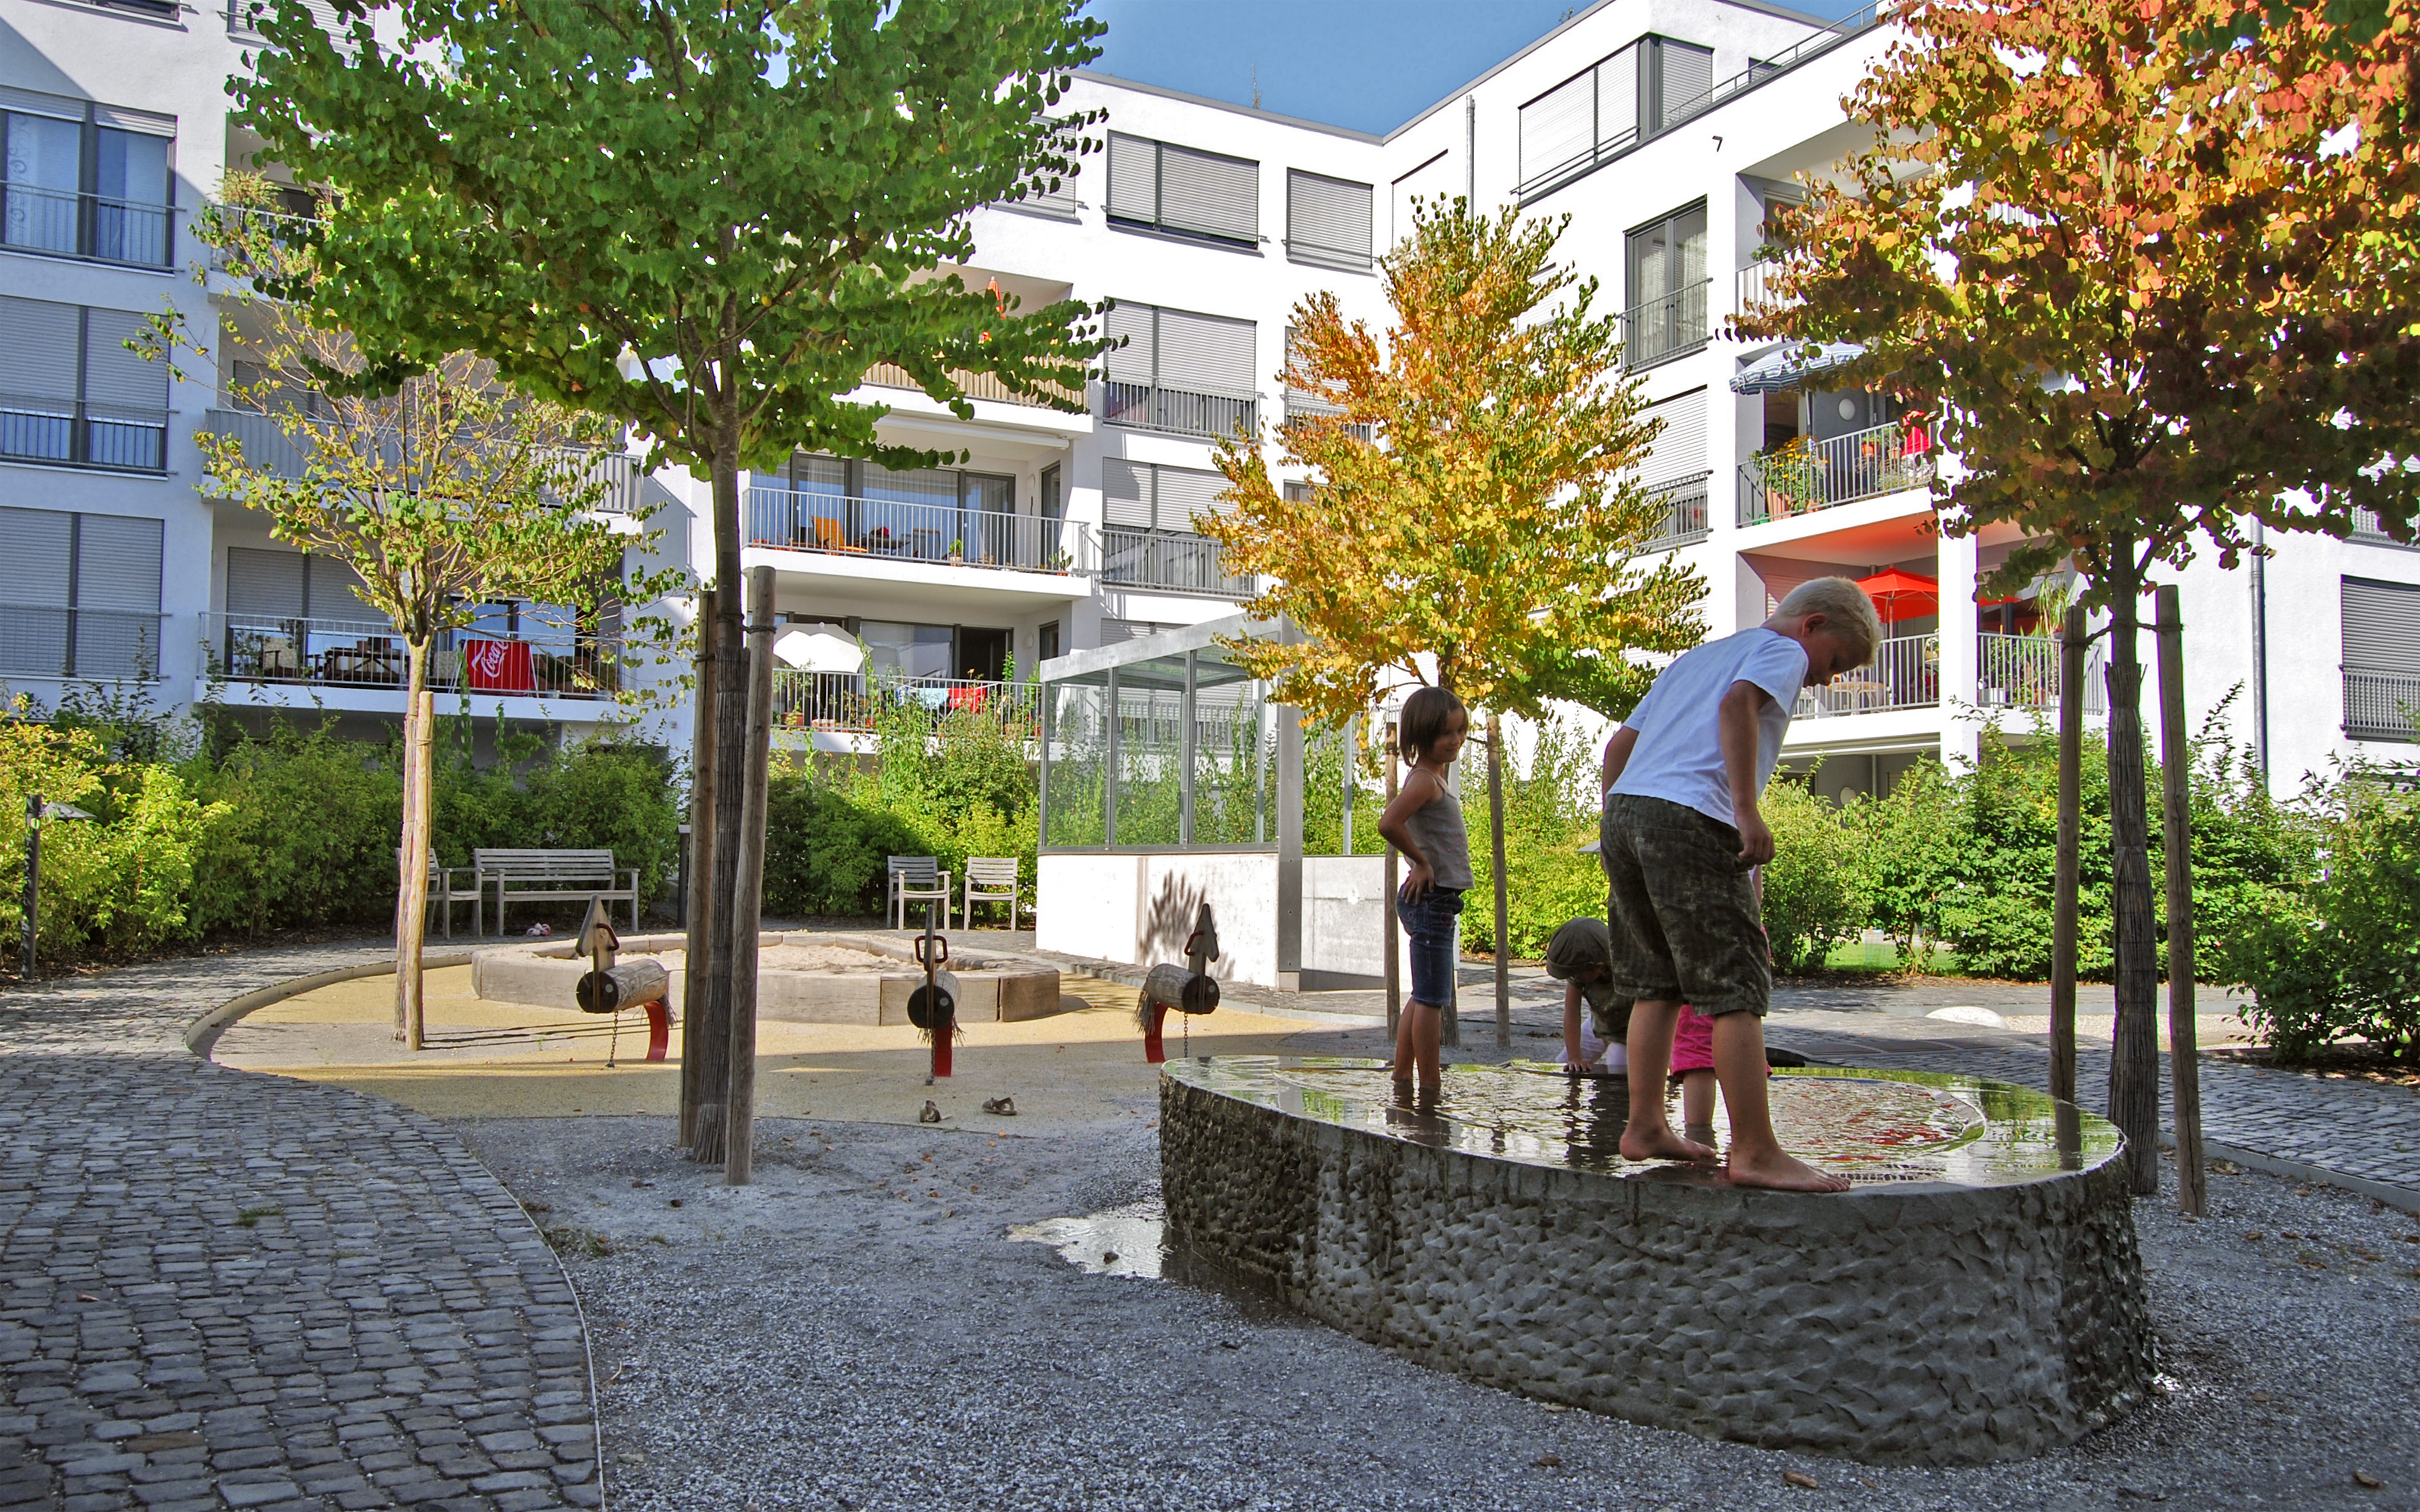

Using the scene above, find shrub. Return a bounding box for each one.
[1461,720,1605,959]
[1760,773,1872,972]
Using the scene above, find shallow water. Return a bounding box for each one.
[1007,1203,1170,1278]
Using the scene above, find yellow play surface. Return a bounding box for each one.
[211,965,1373,1129]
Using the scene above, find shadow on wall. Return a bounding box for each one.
[1142,869,1215,978]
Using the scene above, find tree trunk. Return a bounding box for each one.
[1488,710,1509,1051]
[679,587,720,1151]
[2105,568,2161,1195]
[395,646,433,1051]
[2155,585,2206,1216]
[726,565,777,1186]
[693,428,752,1167]
[2050,605,2085,1108]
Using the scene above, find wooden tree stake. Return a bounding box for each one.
[726,566,777,1184]
[1488,710,1510,1051]
[2155,585,2207,1216]
[2051,605,2084,1108]
[681,587,721,1154]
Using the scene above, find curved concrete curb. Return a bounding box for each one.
[182,951,479,1057]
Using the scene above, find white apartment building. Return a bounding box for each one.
[4,0,2415,792]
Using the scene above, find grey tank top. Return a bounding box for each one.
[1402,779,1473,891]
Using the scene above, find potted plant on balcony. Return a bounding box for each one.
[1761,435,1822,520]
[948,538,965,563]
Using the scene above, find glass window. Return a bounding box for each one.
[1190,649,1271,845]
[2,113,80,255]
[1112,652,1187,847]
[858,620,953,682]
[1043,673,1109,847]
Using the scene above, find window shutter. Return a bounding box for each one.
[1106,132,1158,224]
[1519,70,1595,188]
[0,298,79,407]
[92,105,175,137]
[1153,465,1230,530]
[862,463,956,507]
[1640,388,1707,484]
[1103,302,1156,384]
[1157,143,1258,242]
[1101,458,1156,528]
[1597,45,1641,152]
[226,547,306,619]
[0,508,71,606]
[1654,39,1716,128]
[1286,170,1372,269]
[82,308,169,420]
[1154,308,1254,396]
[309,556,381,621]
[1390,150,1453,247]
[75,514,160,612]
[2343,578,2420,673]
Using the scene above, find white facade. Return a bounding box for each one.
[2,0,2415,789]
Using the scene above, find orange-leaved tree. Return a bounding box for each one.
[1743,0,2420,1190]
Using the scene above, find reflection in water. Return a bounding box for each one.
[1168,1058,2124,1188]
[1007,1202,1168,1278]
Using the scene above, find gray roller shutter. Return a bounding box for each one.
[82,308,168,420]
[226,546,305,619]
[1154,464,1230,528]
[1154,309,1255,396]
[1654,39,1715,127]
[1103,302,1156,384]
[1106,132,1157,224]
[2343,577,2420,672]
[1519,70,1595,187]
[1101,457,1154,528]
[313,556,380,620]
[75,514,160,612]
[1640,388,1707,483]
[0,297,79,408]
[1598,47,1641,148]
[0,508,68,674]
[1287,169,1373,270]
[1158,143,1257,242]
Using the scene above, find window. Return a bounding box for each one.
[1103,459,1230,536]
[1637,388,1710,547]
[0,90,175,267]
[1623,203,1709,368]
[0,297,172,470]
[1286,169,1373,271]
[1100,459,1250,596]
[1516,36,1715,198]
[1038,620,1061,663]
[1106,132,1258,246]
[1102,302,1258,439]
[1282,326,1371,442]
[2342,576,2420,740]
[857,621,956,682]
[0,507,162,678]
[225,545,377,622]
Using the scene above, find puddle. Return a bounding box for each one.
[1007,1202,1169,1278]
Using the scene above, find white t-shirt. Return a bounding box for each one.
[1608,627,1809,829]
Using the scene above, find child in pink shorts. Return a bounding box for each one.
[1671,1006,1719,1150]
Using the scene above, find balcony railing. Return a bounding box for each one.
[1738,417,1938,525]
[1621,280,1711,370]
[1797,633,1937,718]
[2350,506,2414,544]
[1,396,167,472]
[1101,381,1258,442]
[0,184,173,268]
[2345,668,2420,740]
[1977,631,2108,714]
[773,671,1039,737]
[860,361,1080,411]
[204,613,621,700]
[742,486,1093,575]
[0,606,165,681]
[1097,527,1253,597]
[226,0,353,43]
[1735,259,1801,317]
[200,409,643,511]
[203,201,325,273]
[1643,473,1711,550]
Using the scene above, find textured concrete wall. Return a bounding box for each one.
[1160,1075,2154,1466]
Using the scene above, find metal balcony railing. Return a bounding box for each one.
[859,361,1080,411]
[1977,632,2108,714]
[1738,417,1938,525]
[1796,633,1938,718]
[0,183,173,268]
[2344,668,2420,740]
[0,606,166,681]
[203,202,325,272]
[1621,280,1711,370]
[0,396,167,472]
[772,671,1039,737]
[1097,527,1252,598]
[203,613,621,699]
[1735,259,1801,317]
[200,409,644,511]
[1101,381,1258,442]
[742,486,1094,575]
[225,0,352,43]
[1643,473,1711,550]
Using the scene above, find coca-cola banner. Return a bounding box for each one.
[464,638,534,692]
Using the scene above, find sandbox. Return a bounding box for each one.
[1160,1058,2152,1465]
[471,931,1063,1026]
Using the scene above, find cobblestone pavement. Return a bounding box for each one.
[0,946,601,1512]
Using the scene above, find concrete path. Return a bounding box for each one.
[0,945,600,1512]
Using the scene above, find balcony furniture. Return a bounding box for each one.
[425,857,479,939]
[888,855,951,931]
[476,847,641,937]
[809,515,863,553]
[946,684,988,714]
[257,634,304,679]
[962,857,1020,930]
[910,527,945,561]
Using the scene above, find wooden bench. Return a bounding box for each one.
[475,848,641,937]
[425,857,479,939]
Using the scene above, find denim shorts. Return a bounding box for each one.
[1396,886,1465,1009]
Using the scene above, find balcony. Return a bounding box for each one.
[1978,631,2108,714]
[1,184,173,268]
[859,362,1079,412]
[1643,473,1711,550]
[1621,280,1710,370]
[2351,506,2412,544]
[1738,417,1937,525]
[1097,527,1252,598]
[743,486,1094,575]
[203,201,324,273]
[773,671,1038,738]
[1735,259,1800,318]
[2344,668,2420,740]
[1101,381,1258,442]
[1797,633,1936,718]
[1,400,166,472]
[0,606,165,681]
[200,409,644,512]
[204,613,620,700]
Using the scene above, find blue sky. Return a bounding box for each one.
[1082,0,1874,135]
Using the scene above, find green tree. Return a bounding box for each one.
[237,0,1109,1151]
[1746,0,2420,1189]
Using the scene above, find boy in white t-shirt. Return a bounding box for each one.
[1597,577,1881,1193]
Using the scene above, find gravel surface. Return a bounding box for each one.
[453,1113,2420,1512]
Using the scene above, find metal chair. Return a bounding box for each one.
[888,855,951,931]
[962,857,1019,930]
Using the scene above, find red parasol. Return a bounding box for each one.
[1857,567,1940,624]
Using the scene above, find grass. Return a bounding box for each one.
[235,1205,283,1228]
[1815,940,1965,975]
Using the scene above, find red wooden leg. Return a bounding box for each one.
[1143,1001,1168,1064]
[644,999,669,1061]
[933,1015,952,1079]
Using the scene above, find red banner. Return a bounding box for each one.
[464,638,534,692]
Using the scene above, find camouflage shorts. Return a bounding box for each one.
[1596,794,1770,1019]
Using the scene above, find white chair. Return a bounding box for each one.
[888,855,951,931]
[962,857,1019,930]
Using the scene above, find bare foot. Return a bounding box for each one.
[1620,1125,1720,1164]
[1724,1146,1851,1193]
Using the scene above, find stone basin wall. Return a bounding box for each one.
[1159,1074,2153,1466]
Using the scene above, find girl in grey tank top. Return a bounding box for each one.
[1378,686,1472,1092]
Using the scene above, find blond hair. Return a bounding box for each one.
[1776,577,1883,662]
